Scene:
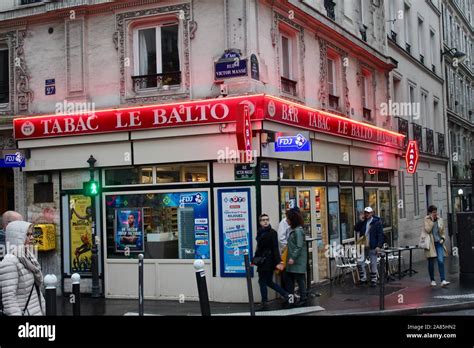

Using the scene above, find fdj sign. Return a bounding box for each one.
[405,140,419,174]
[0,152,25,168]
[275,133,310,152]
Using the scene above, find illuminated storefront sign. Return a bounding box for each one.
[14,94,405,149]
[405,140,419,174]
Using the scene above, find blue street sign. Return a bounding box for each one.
[45,79,55,86]
[0,152,25,168]
[275,133,311,152]
[45,86,56,95]
[215,59,247,79]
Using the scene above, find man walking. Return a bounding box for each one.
[355,207,384,287]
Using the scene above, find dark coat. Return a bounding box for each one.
[286,226,307,274]
[355,216,384,250]
[253,226,281,272]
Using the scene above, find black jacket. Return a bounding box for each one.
[253,226,281,272]
[355,216,384,250]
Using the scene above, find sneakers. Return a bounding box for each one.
[430,281,437,287]
[255,302,269,311]
[441,280,450,287]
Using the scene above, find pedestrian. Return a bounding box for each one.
[252,214,289,311]
[1,211,23,260]
[285,208,308,306]
[424,205,450,287]
[355,207,384,287]
[0,221,45,315]
[276,207,300,286]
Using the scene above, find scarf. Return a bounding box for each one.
[257,225,272,242]
[13,246,43,287]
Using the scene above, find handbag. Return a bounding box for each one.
[419,231,431,250]
[252,256,266,266]
[20,282,36,316]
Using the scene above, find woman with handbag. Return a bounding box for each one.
[252,213,289,311]
[423,205,450,287]
[0,221,45,316]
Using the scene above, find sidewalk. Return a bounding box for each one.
[55,256,474,316]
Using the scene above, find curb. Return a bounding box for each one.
[320,300,474,316]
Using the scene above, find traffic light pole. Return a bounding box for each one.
[87,155,101,298]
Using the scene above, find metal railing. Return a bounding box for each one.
[132,71,181,92]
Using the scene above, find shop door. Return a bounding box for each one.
[313,187,328,281]
[297,189,316,284]
[0,169,14,213]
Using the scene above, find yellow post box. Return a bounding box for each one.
[33,224,56,251]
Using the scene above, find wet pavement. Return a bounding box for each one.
[55,255,474,316]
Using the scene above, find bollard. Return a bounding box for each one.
[193,260,211,316]
[138,254,144,316]
[71,273,81,316]
[243,252,255,316]
[379,252,385,310]
[44,274,57,316]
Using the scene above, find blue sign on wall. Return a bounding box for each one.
[45,79,56,95]
[275,133,311,152]
[215,49,248,79]
[0,152,25,168]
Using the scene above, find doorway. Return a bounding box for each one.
[0,168,14,214]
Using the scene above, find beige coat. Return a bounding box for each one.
[423,216,448,258]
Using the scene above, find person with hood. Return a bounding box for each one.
[253,213,289,311]
[0,221,45,316]
[1,211,23,261]
[355,207,384,287]
[285,208,308,306]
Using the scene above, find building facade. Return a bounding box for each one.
[1,0,408,302]
[441,0,474,225]
[385,0,449,259]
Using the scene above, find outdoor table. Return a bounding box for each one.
[401,246,423,277]
[380,248,401,282]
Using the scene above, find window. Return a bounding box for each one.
[413,173,419,216]
[134,23,180,90]
[327,56,340,109]
[418,17,424,62]
[105,167,153,186]
[339,167,353,182]
[361,74,368,108]
[0,49,9,104]
[281,162,303,180]
[398,171,406,218]
[430,30,436,72]
[421,91,428,125]
[156,164,208,183]
[340,188,354,240]
[361,70,373,121]
[378,189,391,228]
[404,4,412,50]
[433,99,440,131]
[105,191,210,260]
[364,188,378,214]
[280,31,297,96]
[304,164,325,181]
[437,173,442,187]
[280,162,325,181]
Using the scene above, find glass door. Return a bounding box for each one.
[314,187,328,281]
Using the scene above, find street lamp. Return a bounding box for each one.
[86,155,100,298]
[441,47,466,61]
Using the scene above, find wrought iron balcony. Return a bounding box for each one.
[405,43,411,54]
[324,0,336,20]
[437,132,445,157]
[420,54,424,65]
[281,77,297,96]
[132,71,181,92]
[390,30,397,42]
[425,128,434,154]
[21,0,42,4]
[431,64,436,73]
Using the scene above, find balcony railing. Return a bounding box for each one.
[437,132,445,157]
[420,54,424,65]
[425,128,434,154]
[281,77,297,96]
[20,0,42,4]
[405,43,411,54]
[132,71,181,92]
[412,123,423,150]
[328,94,339,109]
[324,0,336,20]
[431,64,436,73]
[390,30,397,42]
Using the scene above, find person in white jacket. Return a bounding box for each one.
[0,221,45,316]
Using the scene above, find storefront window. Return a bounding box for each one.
[378,189,391,228]
[328,187,339,244]
[105,191,210,260]
[327,166,338,182]
[354,168,364,183]
[364,169,378,182]
[378,171,390,182]
[340,188,354,240]
[364,188,378,214]
[105,167,153,186]
[281,187,297,216]
[339,167,353,182]
[304,164,325,180]
[281,162,303,180]
[156,163,208,183]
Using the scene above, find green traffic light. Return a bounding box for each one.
[83,180,100,197]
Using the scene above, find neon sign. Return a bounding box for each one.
[405,140,419,174]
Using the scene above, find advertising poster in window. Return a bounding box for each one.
[70,195,93,273]
[218,188,252,277]
[115,209,144,253]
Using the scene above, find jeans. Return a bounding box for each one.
[428,241,446,282]
[285,272,307,301]
[258,271,289,303]
[357,248,378,282]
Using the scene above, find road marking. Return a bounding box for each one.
[214,305,325,316]
[433,294,474,300]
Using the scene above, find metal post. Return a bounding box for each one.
[243,252,255,316]
[88,155,100,298]
[138,253,144,316]
[71,273,81,316]
[379,252,385,311]
[44,274,57,316]
[193,260,211,316]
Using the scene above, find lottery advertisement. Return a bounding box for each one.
[218,188,253,277]
[70,195,92,274]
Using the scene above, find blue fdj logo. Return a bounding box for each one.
[275,133,310,152]
[179,193,204,205]
[1,152,25,168]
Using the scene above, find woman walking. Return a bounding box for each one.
[424,205,450,287]
[253,213,289,311]
[285,208,308,306]
[0,221,45,316]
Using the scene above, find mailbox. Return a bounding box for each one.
[33,224,56,251]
